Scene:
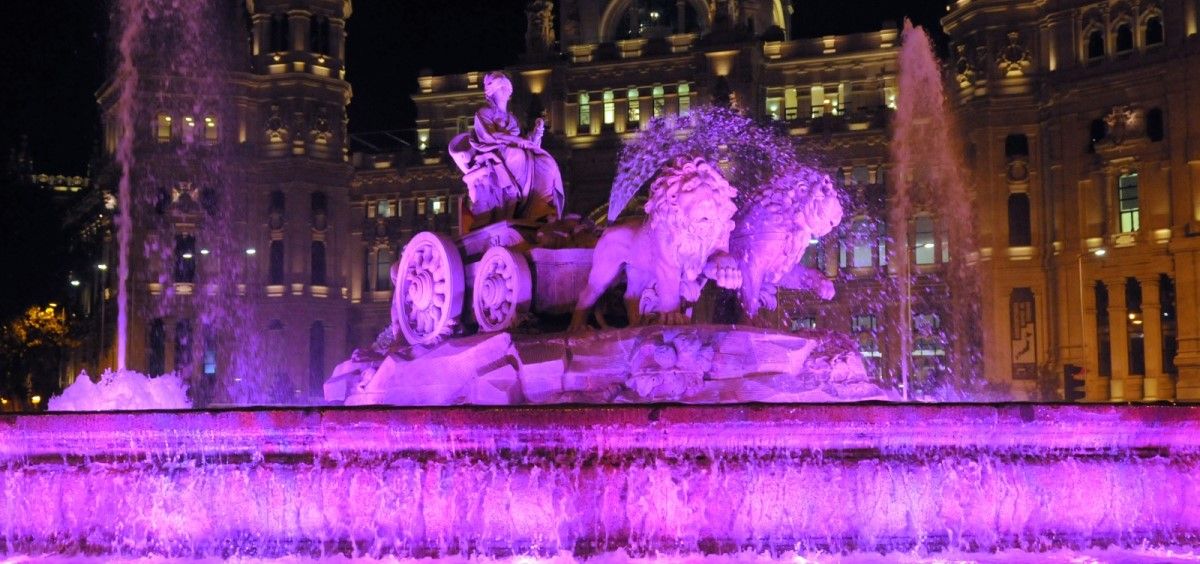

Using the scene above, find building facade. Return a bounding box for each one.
[83,0,1200,403]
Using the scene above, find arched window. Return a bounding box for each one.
[203,115,217,142]
[269,13,289,52]
[1008,193,1032,247]
[614,0,702,39]
[1087,27,1105,59]
[1115,23,1134,52]
[309,15,331,55]
[269,240,285,285]
[174,319,192,371]
[174,234,197,283]
[578,92,591,129]
[309,322,325,392]
[311,240,326,286]
[1145,15,1164,46]
[1147,108,1165,142]
[155,113,173,143]
[375,247,394,291]
[148,319,165,375]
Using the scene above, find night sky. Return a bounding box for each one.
[1,0,948,175]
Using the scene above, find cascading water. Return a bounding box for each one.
[109,0,269,405]
[889,20,983,399]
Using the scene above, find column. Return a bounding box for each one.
[1139,275,1167,400]
[1174,245,1200,399]
[676,0,687,34]
[1106,278,1130,401]
[1081,271,1107,401]
[289,11,310,53]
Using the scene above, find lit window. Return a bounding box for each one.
[652,86,665,117]
[1118,173,1140,232]
[366,200,376,218]
[810,85,825,118]
[376,199,392,218]
[884,85,897,110]
[578,92,591,129]
[156,113,173,143]
[766,97,782,120]
[431,198,444,214]
[784,87,798,119]
[627,88,640,124]
[203,115,218,142]
[678,83,690,115]
[914,215,936,265]
[791,316,817,331]
[417,198,426,215]
[603,90,615,124]
[202,330,217,377]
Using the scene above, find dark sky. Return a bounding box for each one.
[2,0,947,175]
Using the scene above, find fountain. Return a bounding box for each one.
[10,5,1200,562]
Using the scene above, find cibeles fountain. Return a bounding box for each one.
[10,12,1200,562]
[324,72,882,407]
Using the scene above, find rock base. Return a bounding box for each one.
[326,325,893,406]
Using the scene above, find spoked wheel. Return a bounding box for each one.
[393,232,465,345]
[472,246,532,332]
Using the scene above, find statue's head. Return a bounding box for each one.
[646,157,739,257]
[797,173,842,238]
[483,71,513,104]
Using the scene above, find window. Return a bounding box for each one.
[1145,16,1164,46]
[174,235,197,283]
[1005,134,1029,158]
[431,197,444,214]
[156,113,173,143]
[784,87,798,119]
[269,13,289,52]
[203,115,217,142]
[801,241,823,270]
[884,85,897,110]
[309,15,331,55]
[1147,108,1165,142]
[578,92,591,129]
[652,86,665,117]
[1087,28,1105,59]
[309,322,325,392]
[1118,173,1140,232]
[148,319,165,375]
[914,215,936,265]
[627,88,640,125]
[202,329,217,377]
[1115,23,1134,52]
[602,90,615,125]
[791,316,817,331]
[1088,118,1107,152]
[269,190,285,225]
[841,218,877,269]
[1008,193,1032,247]
[913,312,945,357]
[810,85,825,117]
[678,83,690,115]
[375,247,394,291]
[174,319,192,371]
[375,199,394,218]
[766,96,782,120]
[269,240,285,285]
[311,240,326,286]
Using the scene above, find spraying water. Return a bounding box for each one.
[889,20,983,398]
[113,0,145,371]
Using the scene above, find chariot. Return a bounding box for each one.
[391,221,594,346]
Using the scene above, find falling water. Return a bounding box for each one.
[889,20,983,398]
[109,0,268,405]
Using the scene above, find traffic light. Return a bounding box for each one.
[1064,364,1086,402]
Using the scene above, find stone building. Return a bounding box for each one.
[87,0,1200,403]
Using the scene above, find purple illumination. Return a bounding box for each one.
[4,405,1200,559]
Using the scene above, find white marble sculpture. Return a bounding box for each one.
[449,71,565,226]
[571,157,742,329]
[731,171,843,317]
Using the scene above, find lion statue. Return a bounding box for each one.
[571,157,742,330]
[730,169,843,317]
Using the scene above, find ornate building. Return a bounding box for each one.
[85,0,1200,403]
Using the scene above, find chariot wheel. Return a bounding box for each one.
[394,232,465,345]
[472,246,532,332]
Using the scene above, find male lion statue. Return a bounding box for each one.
[730,170,843,317]
[571,158,742,330]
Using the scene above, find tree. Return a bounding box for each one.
[0,305,76,406]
